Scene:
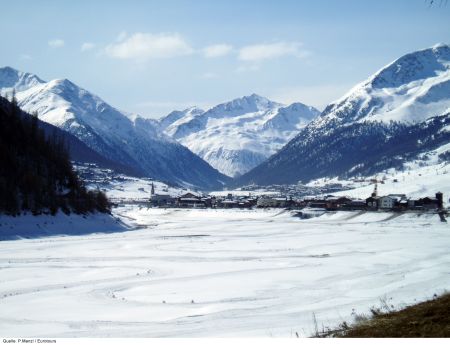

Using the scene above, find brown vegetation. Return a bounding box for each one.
[319,293,450,338]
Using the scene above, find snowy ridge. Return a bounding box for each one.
[0,66,44,92]
[160,106,205,132]
[0,67,229,190]
[317,44,450,127]
[162,94,319,177]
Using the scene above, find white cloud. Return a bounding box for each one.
[48,39,65,48]
[203,44,233,58]
[105,32,193,60]
[238,41,309,62]
[81,42,95,52]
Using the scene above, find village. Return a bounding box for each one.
[73,162,447,219]
[149,182,447,218]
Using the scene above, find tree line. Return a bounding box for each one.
[0,93,110,216]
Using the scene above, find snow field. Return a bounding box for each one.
[0,207,449,337]
[0,212,128,240]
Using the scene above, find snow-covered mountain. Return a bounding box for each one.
[0,66,44,92]
[160,94,319,177]
[159,106,205,131]
[316,43,450,127]
[0,67,229,189]
[236,44,450,186]
[0,94,136,176]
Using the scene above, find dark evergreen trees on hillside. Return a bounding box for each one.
[0,95,110,215]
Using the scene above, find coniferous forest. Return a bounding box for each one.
[0,94,110,216]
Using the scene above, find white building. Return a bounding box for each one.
[378,194,406,209]
[378,196,394,209]
[257,197,288,208]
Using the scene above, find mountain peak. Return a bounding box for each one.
[162,94,318,176]
[432,42,450,51]
[282,102,320,116]
[209,94,281,116]
[246,93,268,101]
[0,66,18,74]
[369,44,450,89]
[185,105,203,112]
[262,102,320,132]
[181,106,205,117]
[0,66,44,92]
[48,78,79,89]
[159,106,205,130]
[311,44,450,129]
[242,93,273,105]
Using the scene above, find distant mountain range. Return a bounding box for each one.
[2,44,449,190]
[236,44,450,186]
[160,94,319,177]
[0,67,229,190]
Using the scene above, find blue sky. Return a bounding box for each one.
[1,0,449,118]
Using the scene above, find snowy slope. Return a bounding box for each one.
[162,94,319,177]
[0,67,229,190]
[159,106,205,131]
[0,212,129,240]
[317,43,450,127]
[324,142,450,201]
[74,161,197,202]
[237,44,450,186]
[0,66,44,92]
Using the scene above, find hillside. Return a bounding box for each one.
[0,95,109,215]
[322,293,450,337]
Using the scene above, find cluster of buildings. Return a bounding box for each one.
[240,182,351,199]
[302,192,444,211]
[150,192,259,209]
[365,192,444,211]
[150,182,445,212]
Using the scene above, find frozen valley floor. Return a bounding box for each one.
[0,208,449,337]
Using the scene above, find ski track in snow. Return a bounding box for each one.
[0,207,449,337]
